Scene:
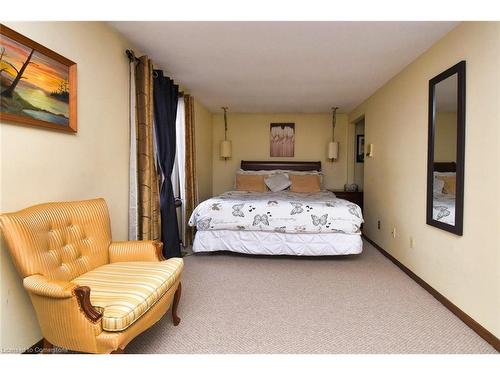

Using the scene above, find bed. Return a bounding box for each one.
[432,193,456,225]
[188,161,364,256]
[432,162,456,225]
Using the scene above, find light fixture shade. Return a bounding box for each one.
[220,140,232,158]
[367,143,373,158]
[328,141,339,160]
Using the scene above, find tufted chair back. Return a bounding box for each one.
[0,198,111,281]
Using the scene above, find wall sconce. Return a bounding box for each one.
[328,141,339,160]
[366,143,374,158]
[328,106,339,161]
[220,107,232,160]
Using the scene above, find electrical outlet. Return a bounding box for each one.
[409,236,415,248]
[377,220,381,230]
[392,227,397,238]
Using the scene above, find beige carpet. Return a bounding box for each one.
[127,240,496,354]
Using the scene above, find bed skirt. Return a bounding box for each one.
[192,230,362,256]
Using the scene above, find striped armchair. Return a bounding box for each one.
[0,198,183,354]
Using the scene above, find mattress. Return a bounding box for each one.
[192,230,363,256]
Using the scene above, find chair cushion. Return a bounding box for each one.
[73,258,183,332]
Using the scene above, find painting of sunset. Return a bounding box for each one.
[1,26,76,131]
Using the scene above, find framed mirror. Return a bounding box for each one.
[426,61,466,235]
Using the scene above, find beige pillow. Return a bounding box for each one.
[437,175,456,195]
[236,174,267,192]
[289,174,321,193]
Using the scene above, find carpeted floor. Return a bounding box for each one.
[127,240,496,354]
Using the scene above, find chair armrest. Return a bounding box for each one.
[24,275,103,324]
[24,274,76,299]
[109,240,165,263]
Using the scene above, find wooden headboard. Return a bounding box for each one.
[241,160,321,171]
[434,162,456,172]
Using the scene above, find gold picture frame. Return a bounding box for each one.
[0,24,77,132]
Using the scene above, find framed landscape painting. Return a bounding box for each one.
[0,24,77,132]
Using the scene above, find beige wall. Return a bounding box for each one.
[211,113,348,195]
[194,99,213,203]
[349,22,500,337]
[434,112,457,162]
[0,22,132,351]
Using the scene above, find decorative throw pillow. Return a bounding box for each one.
[433,177,445,195]
[236,174,267,192]
[264,173,291,192]
[289,174,321,193]
[437,175,456,195]
[280,170,324,187]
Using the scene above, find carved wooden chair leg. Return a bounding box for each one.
[172,282,182,326]
[42,338,53,354]
[110,347,125,354]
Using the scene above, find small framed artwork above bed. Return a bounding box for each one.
[270,123,295,157]
[188,160,364,257]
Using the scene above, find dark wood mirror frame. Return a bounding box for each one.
[426,60,466,235]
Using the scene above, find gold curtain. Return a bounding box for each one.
[184,94,198,246]
[135,56,161,241]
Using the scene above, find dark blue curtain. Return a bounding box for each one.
[153,70,181,258]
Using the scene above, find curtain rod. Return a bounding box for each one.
[126,49,184,96]
[126,49,140,62]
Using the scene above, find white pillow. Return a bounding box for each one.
[279,170,321,175]
[237,169,321,175]
[264,173,291,192]
[237,169,275,175]
[433,177,445,195]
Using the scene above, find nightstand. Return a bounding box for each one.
[329,190,364,212]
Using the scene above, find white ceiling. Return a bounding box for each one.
[109,21,458,113]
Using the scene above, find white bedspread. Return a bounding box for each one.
[188,190,363,234]
[433,193,456,225]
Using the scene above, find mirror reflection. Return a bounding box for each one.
[432,73,457,225]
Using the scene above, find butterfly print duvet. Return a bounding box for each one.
[188,190,363,234]
[432,193,456,225]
